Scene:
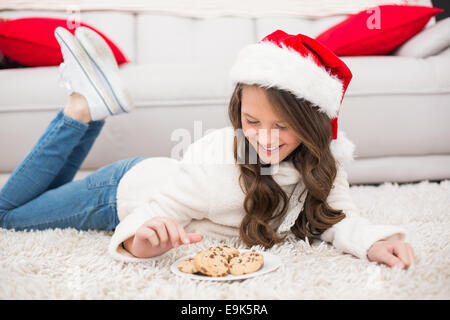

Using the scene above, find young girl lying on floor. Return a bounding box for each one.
[0,27,414,269]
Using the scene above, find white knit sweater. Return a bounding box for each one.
[109,127,407,262]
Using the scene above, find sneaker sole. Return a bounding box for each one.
[75,27,134,113]
[54,27,118,115]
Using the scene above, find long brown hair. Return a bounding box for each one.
[228,83,346,248]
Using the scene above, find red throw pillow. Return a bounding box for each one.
[315,5,443,56]
[0,17,129,67]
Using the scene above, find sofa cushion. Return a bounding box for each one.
[120,62,234,103]
[136,14,254,65]
[341,54,450,95]
[0,17,129,67]
[0,10,135,63]
[2,53,448,112]
[393,17,450,57]
[315,5,443,56]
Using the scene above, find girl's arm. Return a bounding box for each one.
[109,129,222,261]
[320,164,414,268]
[109,162,210,262]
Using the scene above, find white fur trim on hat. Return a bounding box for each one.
[330,130,356,168]
[229,41,344,119]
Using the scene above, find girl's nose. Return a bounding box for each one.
[257,128,280,146]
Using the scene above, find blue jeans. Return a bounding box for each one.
[0,108,146,231]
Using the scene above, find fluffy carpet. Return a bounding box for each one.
[1,179,449,300]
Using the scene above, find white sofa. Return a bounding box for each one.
[1,6,449,188]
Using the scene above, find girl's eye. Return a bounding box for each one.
[246,119,287,129]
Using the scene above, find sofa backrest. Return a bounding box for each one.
[0,9,348,67]
[0,0,437,67]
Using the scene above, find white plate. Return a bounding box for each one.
[170,249,281,281]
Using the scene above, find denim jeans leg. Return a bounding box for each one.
[47,119,105,190]
[0,156,146,231]
[0,108,88,213]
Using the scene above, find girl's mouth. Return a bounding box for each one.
[258,142,284,155]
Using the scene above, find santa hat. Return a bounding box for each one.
[229,30,356,167]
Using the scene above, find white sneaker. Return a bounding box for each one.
[54,27,118,121]
[75,27,134,114]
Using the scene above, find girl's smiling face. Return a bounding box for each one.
[240,85,302,164]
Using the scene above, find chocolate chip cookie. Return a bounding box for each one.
[178,246,264,278]
[177,257,198,274]
[193,247,230,277]
[229,250,264,276]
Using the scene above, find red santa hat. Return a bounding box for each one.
[229,29,355,166]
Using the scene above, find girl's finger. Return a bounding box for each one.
[162,218,182,248]
[392,242,411,267]
[174,221,190,245]
[187,233,202,244]
[379,249,404,269]
[139,227,159,247]
[148,219,169,245]
[406,243,415,265]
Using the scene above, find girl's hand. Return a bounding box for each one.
[366,235,415,270]
[123,217,202,258]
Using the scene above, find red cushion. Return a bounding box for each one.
[315,5,443,56]
[0,17,129,67]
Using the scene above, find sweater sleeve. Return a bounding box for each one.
[320,164,409,261]
[108,137,212,262]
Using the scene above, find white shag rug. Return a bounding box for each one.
[1,179,449,300]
